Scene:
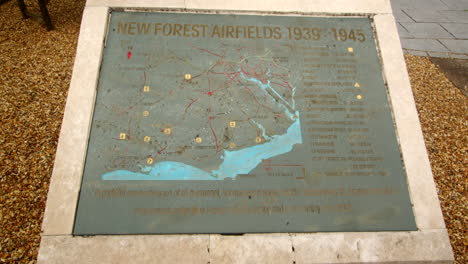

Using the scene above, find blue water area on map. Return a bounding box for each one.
[102,116,302,180]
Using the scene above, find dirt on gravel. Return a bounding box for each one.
[430,57,468,97]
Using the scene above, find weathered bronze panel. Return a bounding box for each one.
[73,11,416,234]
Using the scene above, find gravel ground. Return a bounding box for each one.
[406,55,467,264]
[0,0,85,263]
[0,1,466,263]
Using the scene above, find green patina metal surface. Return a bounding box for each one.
[73,11,417,235]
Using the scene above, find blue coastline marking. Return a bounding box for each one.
[102,68,303,181]
[103,116,302,180]
[241,72,295,120]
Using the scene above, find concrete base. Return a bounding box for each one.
[38,231,453,264]
[38,0,454,263]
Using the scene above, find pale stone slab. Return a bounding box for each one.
[439,39,468,53]
[402,38,449,52]
[186,0,392,14]
[391,0,450,11]
[397,23,413,38]
[86,0,185,7]
[86,0,392,13]
[393,11,414,22]
[405,50,429,56]
[428,51,452,58]
[403,9,451,22]
[441,23,468,39]
[41,6,109,235]
[292,230,453,263]
[374,14,446,230]
[37,231,453,264]
[37,235,210,264]
[441,0,468,10]
[440,10,468,23]
[400,22,453,39]
[209,234,294,264]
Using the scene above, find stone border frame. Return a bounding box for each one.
[38,0,454,263]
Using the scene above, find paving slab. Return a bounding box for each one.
[440,0,468,9]
[440,10,468,23]
[37,235,210,264]
[40,5,109,236]
[86,0,185,7]
[396,23,413,38]
[391,0,450,10]
[209,234,294,264]
[400,22,454,38]
[403,9,452,23]
[439,39,468,53]
[292,230,453,263]
[428,51,468,60]
[428,51,452,58]
[440,23,468,39]
[401,38,450,52]
[393,11,414,22]
[407,50,429,56]
[185,0,392,13]
[374,14,446,231]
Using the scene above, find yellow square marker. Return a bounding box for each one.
[147,157,153,164]
[185,74,191,80]
[354,82,360,88]
[143,86,150,92]
[229,121,236,128]
[348,47,354,53]
[195,137,202,143]
[357,95,363,100]
[143,111,149,116]
[119,133,126,140]
[144,136,151,142]
[229,142,236,149]
[255,137,262,143]
[164,128,171,135]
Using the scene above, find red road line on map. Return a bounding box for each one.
[271,81,292,91]
[190,73,203,80]
[240,65,250,76]
[205,87,222,96]
[209,71,241,84]
[210,71,240,76]
[184,98,200,113]
[157,146,168,155]
[208,116,220,153]
[180,97,201,124]
[126,118,132,139]
[206,74,212,94]
[116,105,135,116]
[194,46,223,58]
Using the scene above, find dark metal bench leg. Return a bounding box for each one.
[17,0,29,19]
[38,0,53,30]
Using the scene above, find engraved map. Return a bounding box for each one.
[103,44,302,181]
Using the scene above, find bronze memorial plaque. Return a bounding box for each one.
[73,11,417,234]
